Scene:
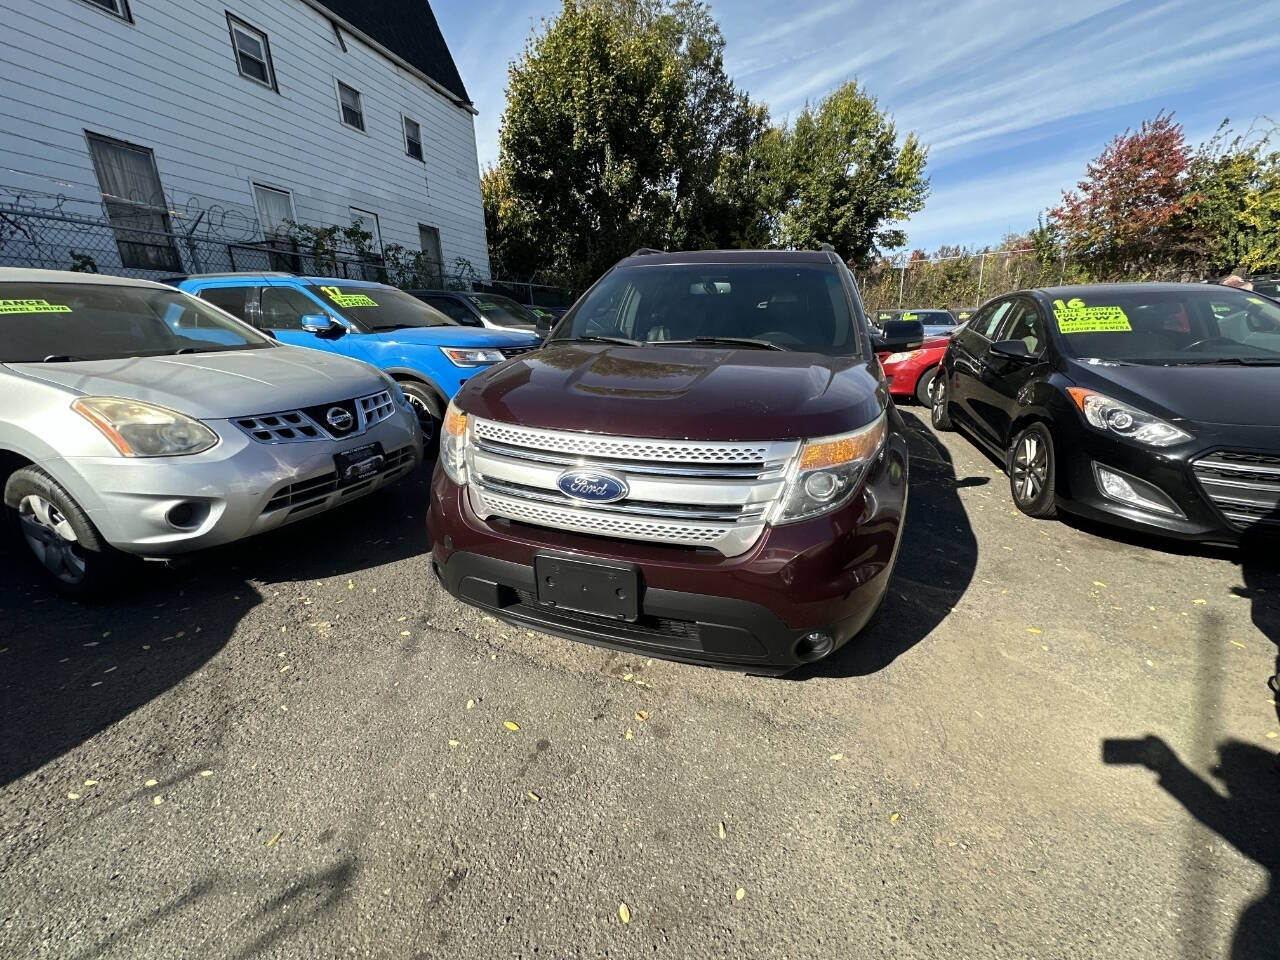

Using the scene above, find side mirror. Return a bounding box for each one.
[989,339,1033,360]
[873,318,925,353]
[301,314,342,335]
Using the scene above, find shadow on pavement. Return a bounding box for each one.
[1101,734,1280,959]
[0,465,432,788]
[793,408,980,678]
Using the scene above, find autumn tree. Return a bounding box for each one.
[1051,112,1191,278]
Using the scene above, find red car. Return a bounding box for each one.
[878,334,950,405]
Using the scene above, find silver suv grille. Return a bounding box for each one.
[467,418,799,556]
[236,390,397,443]
[1192,451,1280,529]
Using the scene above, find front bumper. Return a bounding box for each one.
[427,430,909,671]
[1054,417,1280,546]
[43,408,423,556]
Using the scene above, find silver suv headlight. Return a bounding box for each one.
[440,400,469,485]
[772,414,887,524]
[71,397,218,457]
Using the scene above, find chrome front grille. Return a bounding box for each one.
[466,418,799,556]
[236,390,397,443]
[1192,451,1280,529]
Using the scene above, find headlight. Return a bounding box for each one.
[442,347,506,367]
[773,414,887,524]
[72,397,218,457]
[1066,388,1192,447]
[377,372,411,409]
[440,400,469,485]
[882,350,923,365]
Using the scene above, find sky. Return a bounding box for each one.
[433,0,1280,255]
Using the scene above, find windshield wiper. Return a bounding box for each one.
[553,335,642,347]
[371,323,418,332]
[1161,357,1280,366]
[661,336,786,351]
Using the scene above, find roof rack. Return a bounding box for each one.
[182,271,296,279]
[819,242,836,254]
[630,247,665,257]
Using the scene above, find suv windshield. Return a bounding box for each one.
[467,294,538,328]
[556,262,862,355]
[1051,288,1280,364]
[306,284,456,331]
[902,310,954,326]
[0,282,273,362]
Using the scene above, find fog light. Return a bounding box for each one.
[166,501,201,529]
[795,631,834,662]
[1092,463,1183,517]
[803,471,839,500]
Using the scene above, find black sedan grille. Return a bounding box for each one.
[1192,451,1280,529]
[500,345,538,359]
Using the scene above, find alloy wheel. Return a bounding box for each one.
[1011,434,1048,504]
[931,378,946,422]
[18,494,86,584]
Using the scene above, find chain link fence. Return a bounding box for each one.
[0,192,577,307]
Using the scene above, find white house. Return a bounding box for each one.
[0,0,491,281]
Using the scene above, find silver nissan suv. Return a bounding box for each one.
[0,268,422,593]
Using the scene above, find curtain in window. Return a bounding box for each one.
[87,134,181,272]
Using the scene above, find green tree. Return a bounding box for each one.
[773,81,929,266]
[1179,121,1280,274]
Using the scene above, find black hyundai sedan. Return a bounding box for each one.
[931,284,1280,545]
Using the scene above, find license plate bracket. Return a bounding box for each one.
[534,554,640,622]
[334,441,385,486]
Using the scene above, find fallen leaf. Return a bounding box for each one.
[622,673,633,681]
[1267,732,1278,740]
[280,664,292,673]
[67,792,80,800]
[1093,581,1107,588]
[1041,644,1049,652]
[144,779,158,787]
[1026,627,1043,635]
[528,791,541,801]
[503,721,520,732]
[618,902,631,925]
[624,728,633,741]
[199,770,213,777]
[400,631,411,637]
[1230,640,1247,649]
[466,699,475,710]
[152,795,163,806]
[635,710,649,722]
[266,831,282,847]
[347,580,354,590]
[735,887,746,901]
[1193,598,1207,605]
[718,821,726,840]
[829,753,843,762]
[397,616,408,622]
[448,740,460,748]
[83,779,99,787]
[890,811,901,822]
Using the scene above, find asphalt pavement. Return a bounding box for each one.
[2,409,1277,959]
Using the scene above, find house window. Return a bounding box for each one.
[418,224,443,283]
[336,81,365,131]
[85,132,181,272]
[227,14,276,89]
[349,207,382,251]
[252,183,295,240]
[77,0,132,21]
[404,117,423,161]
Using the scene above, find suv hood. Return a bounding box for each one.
[8,346,385,418]
[457,342,884,441]
[372,326,539,347]
[1073,361,1280,427]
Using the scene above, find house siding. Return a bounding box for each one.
[0,0,490,278]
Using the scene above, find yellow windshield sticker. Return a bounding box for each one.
[1053,298,1131,333]
[0,298,72,314]
[901,311,918,321]
[319,285,378,308]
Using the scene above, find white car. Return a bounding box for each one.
[0,268,423,593]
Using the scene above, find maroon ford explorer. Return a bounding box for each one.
[427,248,910,673]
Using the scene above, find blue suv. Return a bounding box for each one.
[177,274,539,444]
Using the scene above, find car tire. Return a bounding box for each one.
[915,367,938,407]
[1008,423,1057,519]
[399,382,441,457]
[930,370,953,430]
[4,466,133,596]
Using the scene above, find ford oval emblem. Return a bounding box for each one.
[557,469,629,504]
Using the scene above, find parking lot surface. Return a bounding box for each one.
[2,412,1277,959]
